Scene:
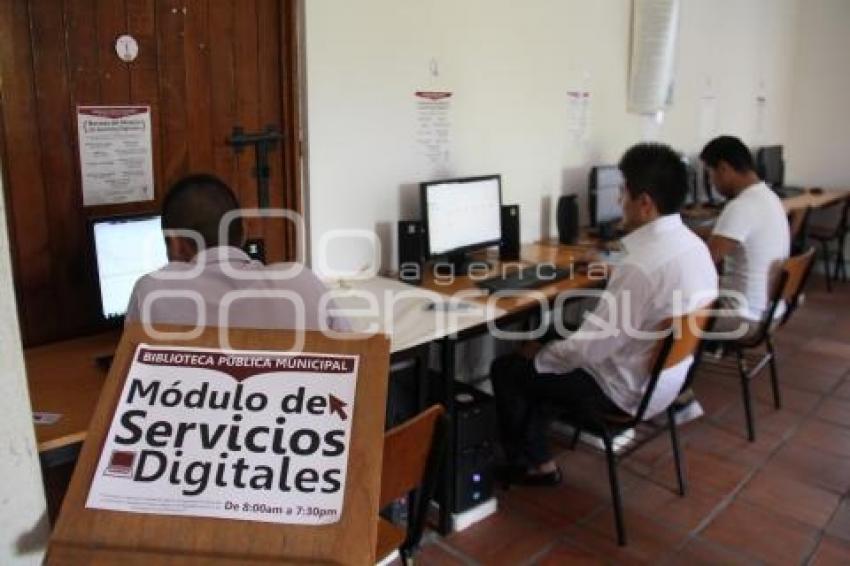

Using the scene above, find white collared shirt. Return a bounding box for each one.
[126,246,349,332]
[535,214,718,419]
[712,181,789,321]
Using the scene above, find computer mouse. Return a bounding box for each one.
[810,187,824,194]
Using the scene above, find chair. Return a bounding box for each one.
[787,206,811,255]
[375,404,448,565]
[808,196,849,291]
[564,308,714,546]
[716,248,816,441]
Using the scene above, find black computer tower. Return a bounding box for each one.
[440,383,498,513]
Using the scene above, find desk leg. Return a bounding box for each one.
[438,337,456,535]
[416,344,429,412]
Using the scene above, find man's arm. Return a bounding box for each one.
[706,234,739,267]
[534,264,652,374]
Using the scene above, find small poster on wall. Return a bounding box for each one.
[414,90,453,174]
[77,106,155,206]
[86,344,360,525]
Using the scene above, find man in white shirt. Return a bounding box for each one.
[126,174,348,332]
[699,136,790,336]
[491,143,718,485]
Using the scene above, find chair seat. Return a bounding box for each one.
[375,517,406,564]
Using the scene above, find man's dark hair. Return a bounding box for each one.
[161,174,243,248]
[618,143,688,215]
[699,135,755,172]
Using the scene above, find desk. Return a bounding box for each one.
[781,188,848,213]
[27,330,120,465]
[25,243,606,533]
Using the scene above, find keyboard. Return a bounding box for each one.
[476,264,572,293]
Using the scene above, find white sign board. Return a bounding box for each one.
[87,344,359,525]
[77,106,155,206]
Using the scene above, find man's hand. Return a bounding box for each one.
[518,340,543,360]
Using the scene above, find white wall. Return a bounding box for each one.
[303,0,801,273]
[786,0,850,188]
[0,177,48,562]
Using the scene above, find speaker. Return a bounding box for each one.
[556,195,579,245]
[397,220,424,285]
[499,204,520,260]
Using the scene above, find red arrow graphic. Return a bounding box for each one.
[328,394,348,421]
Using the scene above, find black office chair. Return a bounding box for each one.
[808,196,848,291]
[708,248,816,441]
[563,308,713,546]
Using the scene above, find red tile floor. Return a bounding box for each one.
[409,274,850,565]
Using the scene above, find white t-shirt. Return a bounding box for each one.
[712,181,789,321]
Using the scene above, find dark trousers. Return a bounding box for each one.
[490,353,623,466]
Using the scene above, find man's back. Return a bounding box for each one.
[126,246,347,332]
[712,181,790,320]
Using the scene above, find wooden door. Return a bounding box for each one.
[0,0,302,346]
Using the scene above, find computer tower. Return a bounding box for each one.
[450,384,498,513]
[499,205,520,260]
[397,220,424,285]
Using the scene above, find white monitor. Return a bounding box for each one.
[421,176,502,258]
[92,215,168,319]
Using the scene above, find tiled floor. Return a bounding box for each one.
[412,274,850,565]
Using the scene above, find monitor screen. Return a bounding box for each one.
[421,175,502,258]
[589,165,624,225]
[92,215,168,319]
[756,145,784,188]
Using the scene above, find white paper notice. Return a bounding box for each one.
[698,94,718,143]
[566,90,591,143]
[77,106,155,206]
[415,90,452,173]
[86,344,360,525]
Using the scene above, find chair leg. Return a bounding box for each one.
[736,351,756,442]
[766,337,782,410]
[601,430,627,546]
[836,234,847,282]
[822,240,833,292]
[667,407,687,496]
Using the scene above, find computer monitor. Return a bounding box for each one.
[92,214,168,320]
[588,165,623,227]
[420,175,502,272]
[755,145,785,188]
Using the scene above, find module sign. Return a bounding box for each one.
[86,344,359,525]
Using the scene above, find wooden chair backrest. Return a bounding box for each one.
[779,248,816,306]
[647,308,713,373]
[635,307,713,422]
[379,404,445,509]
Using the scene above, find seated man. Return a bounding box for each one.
[699,136,790,337]
[126,174,348,331]
[491,143,717,485]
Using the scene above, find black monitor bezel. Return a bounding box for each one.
[756,145,785,188]
[419,174,503,260]
[89,212,165,323]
